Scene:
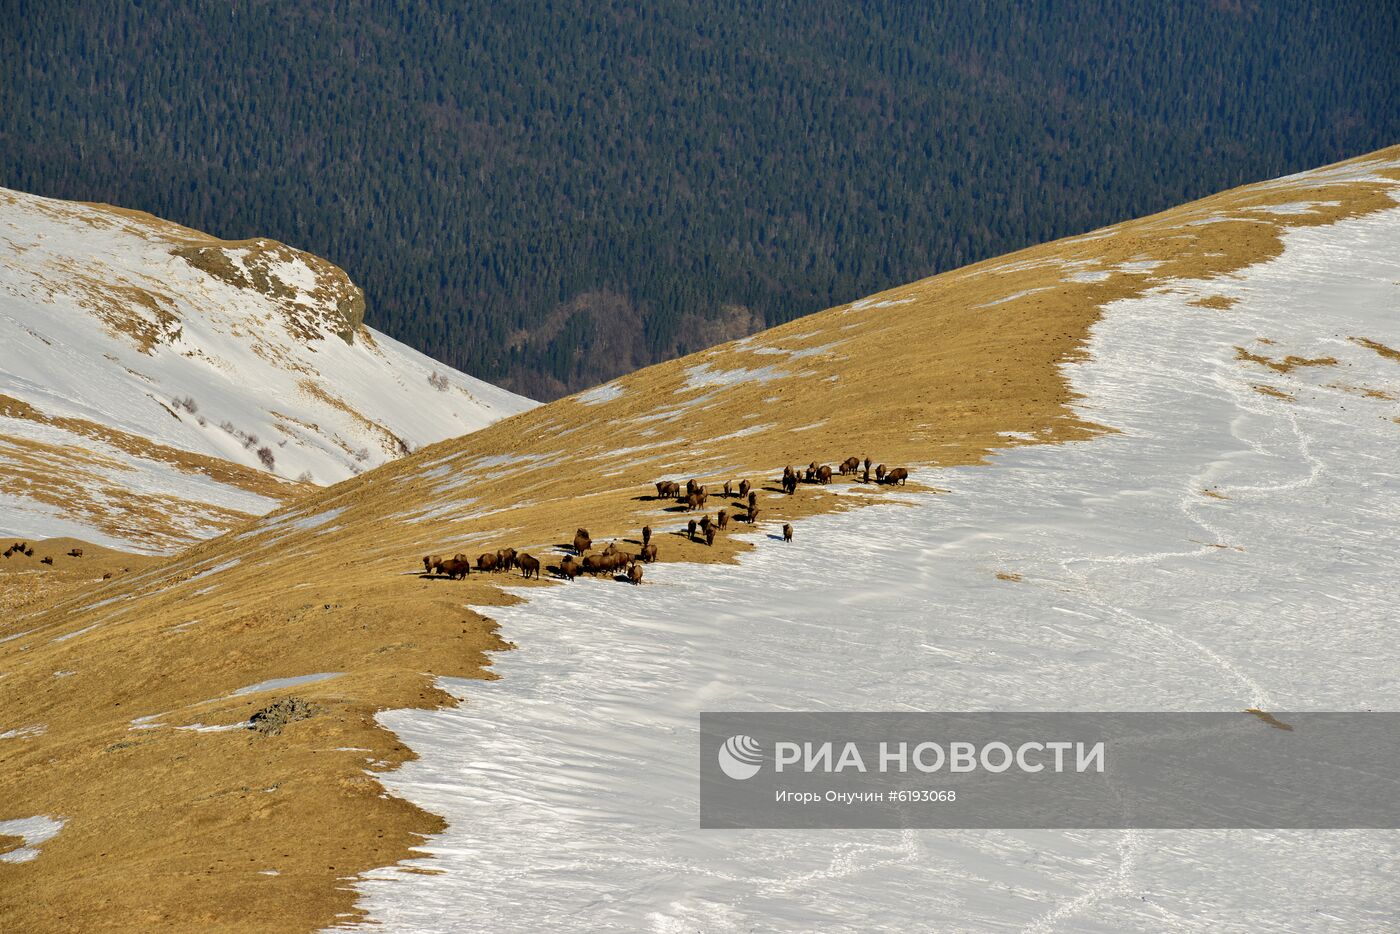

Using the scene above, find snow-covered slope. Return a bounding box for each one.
[342,182,1400,933]
[0,188,534,551]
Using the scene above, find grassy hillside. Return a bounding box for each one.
[1,146,1397,931]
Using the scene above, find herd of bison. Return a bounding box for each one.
[421,456,908,586]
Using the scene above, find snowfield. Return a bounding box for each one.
[0,187,534,548]
[335,205,1400,931]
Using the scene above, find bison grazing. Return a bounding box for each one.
[581,553,607,576]
[641,542,659,563]
[885,467,909,485]
[704,526,716,547]
[440,557,472,580]
[738,479,751,499]
[687,519,698,541]
[875,464,887,482]
[497,547,518,570]
[67,548,84,558]
[476,552,500,573]
[816,465,833,484]
[517,553,541,579]
[839,456,860,476]
[723,480,733,497]
[717,508,729,530]
[573,530,592,555]
[628,563,644,585]
[558,555,581,581]
[642,525,652,546]
[782,523,793,542]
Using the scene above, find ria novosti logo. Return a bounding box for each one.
[717,734,764,780]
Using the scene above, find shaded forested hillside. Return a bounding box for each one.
[3,0,1396,398]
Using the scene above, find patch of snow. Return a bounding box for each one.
[679,364,787,392]
[0,815,65,863]
[230,672,342,697]
[575,382,625,406]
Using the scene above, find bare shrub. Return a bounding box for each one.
[427,371,450,391]
[256,446,276,470]
[172,395,198,414]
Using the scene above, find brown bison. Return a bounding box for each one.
[862,466,871,483]
[642,525,652,546]
[440,557,472,580]
[40,555,53,565]
[863,456,872,474]
[476,552,500,573]
[839,456,860,476]
[704,526,716,546]
[497,547,518,570]
[67,548,83,558]
[748,506,761,524]
[573,530,592,554]
[738,479,751,499]
[783,523,793,543]
[423,554,446,574]
[723,480,733,497]
[686,491,707,511]
[655,480,680,498]
[628,563,644,585]
[581,553,608,576]
[747,491,758,510]
[641,542,659,563]
[558,555,581,581]
[782,472,798,495]
[517,553,541,579]
[885,467,909,485]
[687,519,698,541]
[805,462,818,482]
[816,465,833,484]
[875,464,887,483]
[717,509,729,530]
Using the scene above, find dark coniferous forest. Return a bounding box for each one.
[3,1,1396,398]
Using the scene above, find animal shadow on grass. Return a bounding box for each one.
[761,484,785,493]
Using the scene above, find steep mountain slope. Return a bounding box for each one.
[1,147,1397,932]
[0,189,535,551]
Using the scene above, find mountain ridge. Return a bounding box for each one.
[0,187,535,551]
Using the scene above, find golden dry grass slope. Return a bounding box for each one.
[2,145,1398,932]
[0,188,533,554]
